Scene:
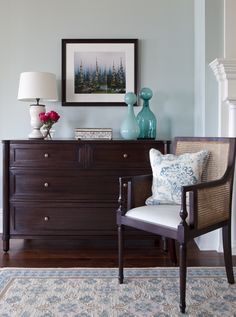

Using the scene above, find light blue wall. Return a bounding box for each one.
[0,0,194,208]
[194,0,224,137]
[205,0,224,136]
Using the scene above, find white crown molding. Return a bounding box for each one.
[210,58,236,81]
[210,58,236,104]
[226,99,236,106]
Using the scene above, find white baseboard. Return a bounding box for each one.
[194,231,220,252]
[232,242,236,256]
[195,231,236,255]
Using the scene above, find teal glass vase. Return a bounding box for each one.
[137,88,157,139]
[120,92,140,140]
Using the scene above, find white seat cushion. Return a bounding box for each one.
[126,204,189,229]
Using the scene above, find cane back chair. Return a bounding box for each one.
[116,137,236,313]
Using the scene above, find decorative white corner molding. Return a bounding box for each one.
[210,58,236,98]
[210,58,236,255]
[210,58,236,137]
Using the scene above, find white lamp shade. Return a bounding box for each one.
[18,71,58,101]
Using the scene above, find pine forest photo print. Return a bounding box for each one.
[74,52,126,94]
[62,39,137,106]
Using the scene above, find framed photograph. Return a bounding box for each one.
[62,39,138,106]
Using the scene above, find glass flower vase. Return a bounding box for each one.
[137,88,157,139]
[44,128,52,140]
[120,92,140,140]
[41,125,54,140]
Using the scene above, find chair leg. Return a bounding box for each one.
[118,225,124,284]
[168,239,177,266]
[222,225,235,284]
[179,243,187,313]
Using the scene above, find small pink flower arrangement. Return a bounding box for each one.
[39,111,60,139]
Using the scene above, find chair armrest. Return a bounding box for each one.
[118,174,152,215]
[182,178,232,230]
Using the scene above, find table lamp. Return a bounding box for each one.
[18,71,58,139]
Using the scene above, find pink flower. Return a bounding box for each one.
[39,111,60,126]
[39,112,50,123]
[49,111,60,122]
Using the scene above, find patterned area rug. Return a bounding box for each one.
[0,267,235,317]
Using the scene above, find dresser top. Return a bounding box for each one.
[2,139,171,144]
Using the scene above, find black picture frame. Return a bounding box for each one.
[61,39,138,106]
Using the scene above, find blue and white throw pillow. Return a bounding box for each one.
[146,149,209,205]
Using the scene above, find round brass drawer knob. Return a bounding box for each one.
[123,153,128,158]
[44,216,49,221]
[44,182,49,188]
[123,183,127,188]
[44,153,49,158]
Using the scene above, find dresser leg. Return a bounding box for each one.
[3,239,9,252]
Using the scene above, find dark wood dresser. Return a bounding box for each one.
[2,139,170,251]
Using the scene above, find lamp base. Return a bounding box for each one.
[29,104,45,139]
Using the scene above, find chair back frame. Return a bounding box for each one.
[174,137,236,238]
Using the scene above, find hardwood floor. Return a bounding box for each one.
[1,237,236,268]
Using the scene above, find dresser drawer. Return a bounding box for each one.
[10,169,150,201]
[11,173,116,200]
[88,141,167,169]
[10,143,81,167]
[11,203,117,235]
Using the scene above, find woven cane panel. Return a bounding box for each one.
[196,182,230,229]
[175,141,229,182]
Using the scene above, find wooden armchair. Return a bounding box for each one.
[117,137,236,313]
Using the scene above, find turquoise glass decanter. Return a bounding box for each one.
[120,92,140,140]
[136,88,157,139]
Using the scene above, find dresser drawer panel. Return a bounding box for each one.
[11,204,116,234]
[10,144,81,167]
[10,169,151,201]
[89,142,166,169]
